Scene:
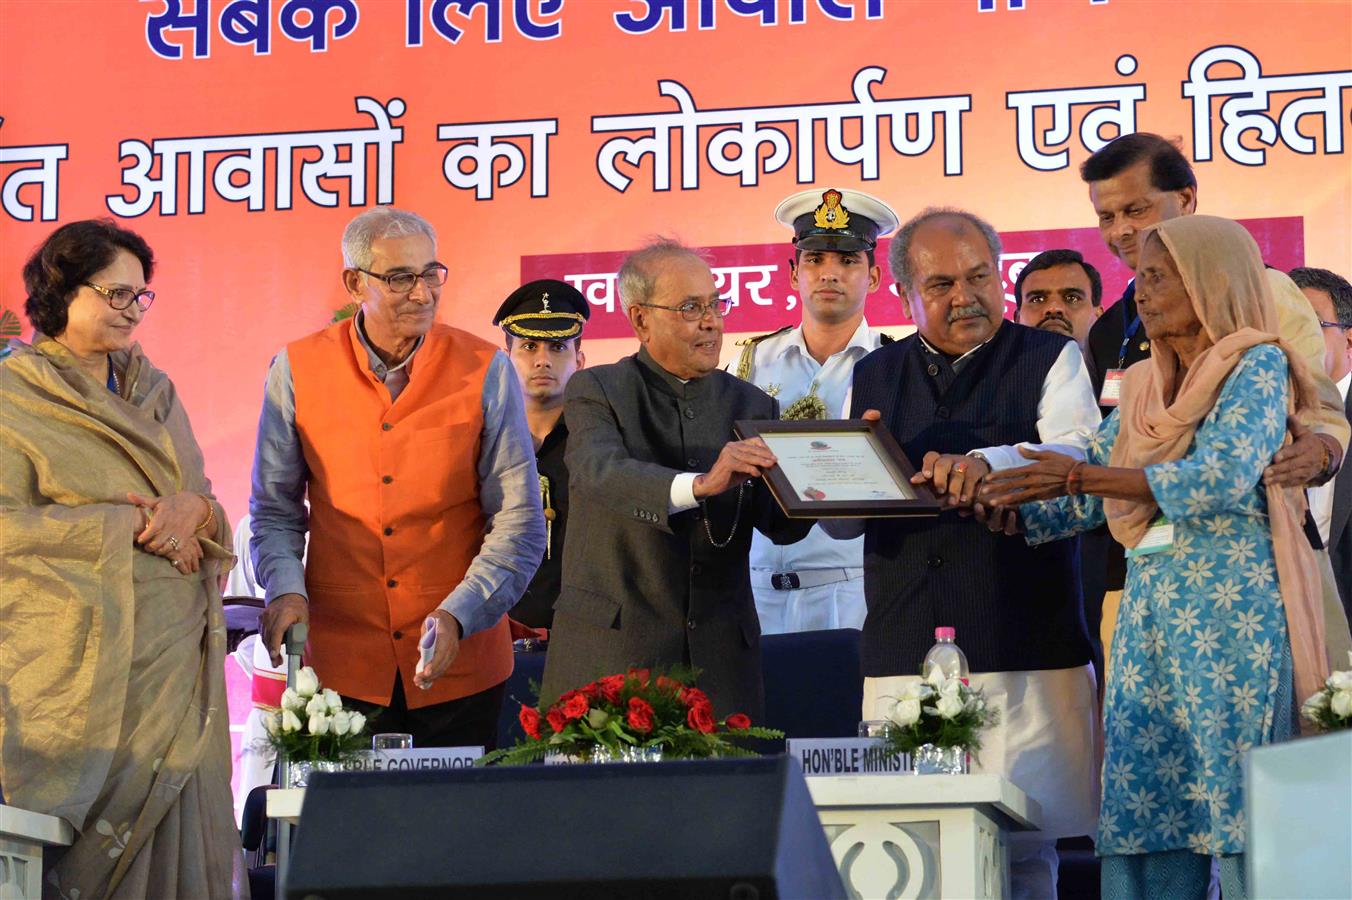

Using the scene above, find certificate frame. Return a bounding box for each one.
[733,418,941,518]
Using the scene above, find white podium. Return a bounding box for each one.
[0,806,74,900]
[805,774,1042,899]
[1246,730,1352,900]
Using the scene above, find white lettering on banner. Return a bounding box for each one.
[786,738,911,775]
[592,66,969,193]
[1006,57,1145,171]
[1183,45,1352,167]
[405,0,564,46]
[0,121,67,222]
[106,96,404,217]
[144,0,359,59]
[437,118,556,199]
[569,265,788,316]
[564,273,619,314]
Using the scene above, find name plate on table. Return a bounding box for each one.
[345,747,484,772]
[787,738,912,776]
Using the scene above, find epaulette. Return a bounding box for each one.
[732,325,793,381]
[880,332,896,345]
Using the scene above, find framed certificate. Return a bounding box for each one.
[733,419,941,518]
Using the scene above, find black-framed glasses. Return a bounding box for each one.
[84,281,155,311]
[637,297,733,321]
[1319,320,1351,331]
[355,264,449,294]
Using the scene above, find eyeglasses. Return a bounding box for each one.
[355,264,449,294]
[1319,320,1351,331]
[637,298,733,321]
[84,281,155,311]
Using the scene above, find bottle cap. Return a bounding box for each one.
[935,627,955,640]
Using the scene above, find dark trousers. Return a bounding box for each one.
[343,676,508,750]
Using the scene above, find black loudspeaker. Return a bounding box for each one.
[286,755,846,899]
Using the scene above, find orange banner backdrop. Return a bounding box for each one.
[2,0,1349,519]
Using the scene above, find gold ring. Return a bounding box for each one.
[166,536,180,549]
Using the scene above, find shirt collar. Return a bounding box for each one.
[780,318,877,362]
[1338,371,1350,402]
[917,327,999,369]
[354,309,424,379]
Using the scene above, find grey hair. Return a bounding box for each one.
[341,207,437,269]
[888,207,1003,296]
[615,237,711,312]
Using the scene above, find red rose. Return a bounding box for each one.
[561,692,590,721]
[725,713,752,731]
[626,697,655,734]
[597,674,626,704]
[579,681,600,699]
[680,686,710,709]
[546,708,568,734]
[656,675,682,694]
[687,703,716,734]
[627,668,651,686]
[519,706,543,740]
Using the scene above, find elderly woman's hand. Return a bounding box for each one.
[1264,415,1337,488]
[129,491,210,574]
[979,447,1081,507]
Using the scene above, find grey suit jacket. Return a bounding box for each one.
[1329,388,1352,621]
[540,348,813,719]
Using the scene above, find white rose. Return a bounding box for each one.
[308,712,330,735]
[924,668,947,689]
[330,710,352,736]
[901,681,932,702]
[1331,690,1352,718]
[348,712,367,735]
[295,666,320,698]
[322,688,343,713]
[280,688,306,713]
[936,695,964,719]
[281,709,303,733]
[939,679,962,700]
[1305,690,1331,712]
[889,698,922,727]
[305,694,329,718]
[1328,670,1352,691]
[262,711,282,736]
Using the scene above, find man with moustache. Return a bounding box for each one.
[1080,133,1349,669]
[1292,266,1352,626]
[493,279,590,630]
[826,209,1101,898]
[540,239,812,719]
[732,188,899,634]
[251,206,545,748]
[1013,249,1103,350]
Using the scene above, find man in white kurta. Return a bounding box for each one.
[733,188,899,634]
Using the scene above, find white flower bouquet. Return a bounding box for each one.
[1301,667,1352,732]
[877,668,999,760]
[261,666,370,763]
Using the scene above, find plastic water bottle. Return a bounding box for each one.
[921,627,969,683]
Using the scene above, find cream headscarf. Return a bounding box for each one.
[1107,214,1327,711]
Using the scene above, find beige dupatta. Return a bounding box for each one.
[0,336,246,899]
[1107,215,1328,713]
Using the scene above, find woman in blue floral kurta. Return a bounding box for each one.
[982,216,1325,900]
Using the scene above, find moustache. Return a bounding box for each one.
[947,305,989,324]
[1037,314,1073,334]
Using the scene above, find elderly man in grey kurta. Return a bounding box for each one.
[539,239,813,719]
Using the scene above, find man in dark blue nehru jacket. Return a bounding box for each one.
[827,208,1100,899]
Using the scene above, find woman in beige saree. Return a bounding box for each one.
[0,220,247,898]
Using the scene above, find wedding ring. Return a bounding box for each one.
[166,536,180,550]
[172,559,183,569]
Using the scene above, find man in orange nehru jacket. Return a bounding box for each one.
[249,206,546,749]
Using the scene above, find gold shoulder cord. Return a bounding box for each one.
[539,475,554,560]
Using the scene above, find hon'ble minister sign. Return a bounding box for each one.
[787,738,912,776]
